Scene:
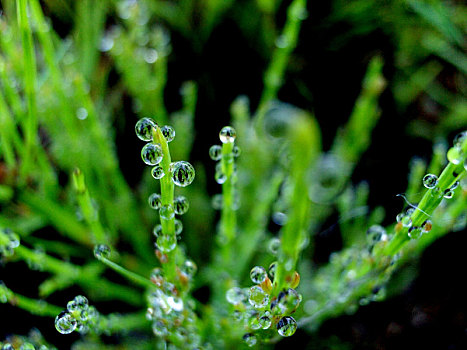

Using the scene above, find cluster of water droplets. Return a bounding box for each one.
[226,264,301,346]
[146,264,202,347]
[1,329,56,350]
[54,295,100,335]
[0,228,20,258]
[209,126,240,211]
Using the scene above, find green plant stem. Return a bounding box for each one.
[96,255,155,290]
[16,0,38,180]
[72,168,107,244]
[272,116,320,295]
[254,0,307,133]
[152,126,178,284]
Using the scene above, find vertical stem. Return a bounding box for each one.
[17,0,38,180]
[152,127,177,283]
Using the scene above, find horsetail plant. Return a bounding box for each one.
[1,0,467,349]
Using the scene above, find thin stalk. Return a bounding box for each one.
[96,255,155,290]
[152,126,177,283]
[254,0,307,133]
[16,0,38,179]
[72,168,107,244]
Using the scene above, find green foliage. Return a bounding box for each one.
[0,0,466,349]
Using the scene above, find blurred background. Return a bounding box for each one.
[0,0,466,348]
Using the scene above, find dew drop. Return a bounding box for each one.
[141,143,163,166]
[242,333,257,347]
[277,316,297,337]
[170,161,195,187]
[233,146,241,157]
[276,288,302,314]
[67,295,88,313]
[76,107,88,120]
[250,266,267,284]
[423,174,438,189]
[259,310,272,329]
[135,118,157,141]
[453,131,467,147]
[421,219,432,233]
[443,189,454,199]
[447,146,462,165]
[248,285,269,309]
[212,194,223,210]
[151,166,165,179]
[150,267,164,286]
[55,311,77,334]
[174,219,183,235]
[215,165,227,184]
[167,296,184,312]
[408,226,422,239]
[449,181,460,190]
[143,48,158,64]
[226,287,246,305]
[268,262,277,281]
[156,234,176,253]
[160,125,175,142]
[366,225,388,245]
[93,244,110,259]
[181,259,197,278]
[174,196,189,215]
[148,193,162,209]
[268,238,281,255]
[159,204,175,220]
[209,145,222,161]
[153,224,162,237]
[219,126,236,144]
[401,215,412,228]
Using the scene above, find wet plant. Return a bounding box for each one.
[0,0,466,349]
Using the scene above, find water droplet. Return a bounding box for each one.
[212,194,223,210]
[233,146,241,157]
[268,262,277,281]
[259,310,272,329]
[421,219,432,233]
[366,225,388,245]
[174,196,189,215]
[219,126,236,144]
[449,181,460,190]
[396,213,405,222]
[93,244,110,259]
[156,234,177,253]
[242,333,257,347]
[67,295,88,313]
[453,131,467,147]
[277,316,297,337]
[153,224,162,237]
[135,118,157,141]
[250,266,267,284]
[275,34,290,48]
[141,143,163,166]
[150,267,164,286]
[226,287,246,305]
[152,320,169,337]
[401,215,412,228]
[443,189,454,199]
[209,145,222,161]
[76,107,88,120]
[215,165,227,184]
[99,35,114,52]
[160,204,175,220]
[160,125,175,142]
[181,259,197,278]
[408,226,422,239]
[276,288,302,314]
[447,146,462,165]
[170,161,195,187]
[423,174,438,189]
[144,48,159,63]
[148,193,162,209]
[174,219,183,235]
[248,285,269,309]
[272,211,288,226]
[55,311,77,334]
[268,238,281,255]
[2,344,14,350]
[151,166,165,179]
[167,296,184,312]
